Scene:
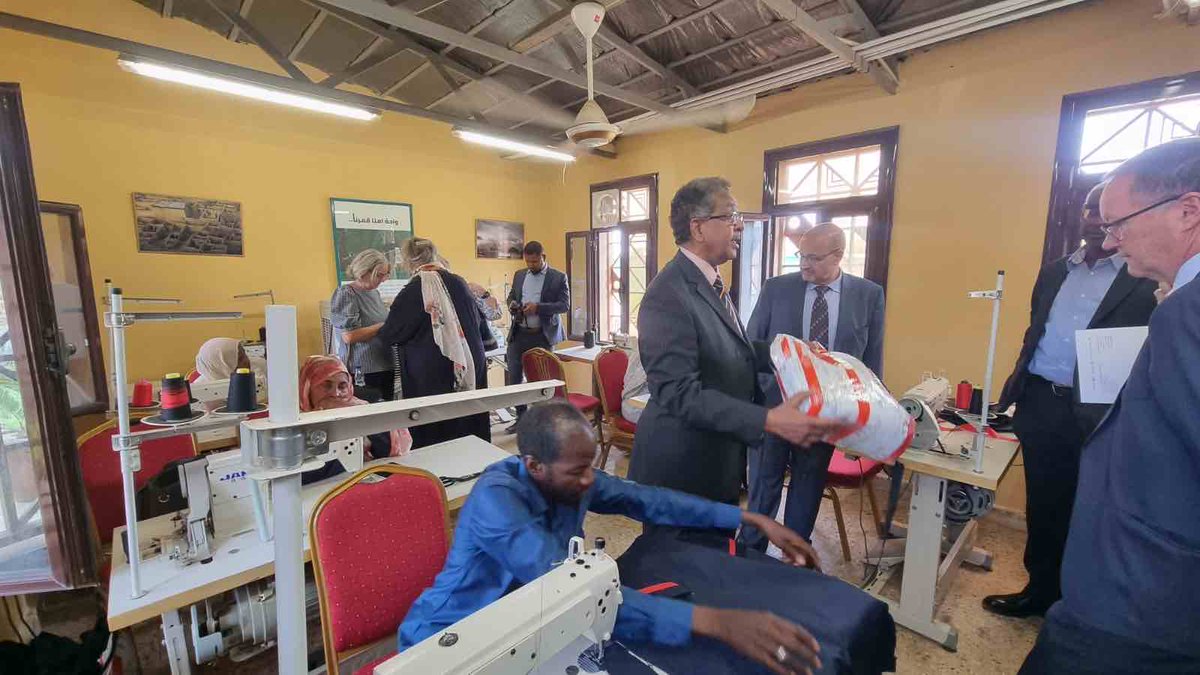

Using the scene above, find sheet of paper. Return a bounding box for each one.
[1075,326,1148,404]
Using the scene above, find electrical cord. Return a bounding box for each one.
[440,471,483,487]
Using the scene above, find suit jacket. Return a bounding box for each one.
[1057,277,1200,658]
[746,272,886,408]
[998,255,1157,430]
[506,266,570,345]
[628,251,771,505]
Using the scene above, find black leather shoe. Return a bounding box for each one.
[503,422,519,435]
[982,590,1054,618]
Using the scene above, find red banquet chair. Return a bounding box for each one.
[76,419,198,545]
[309,464,452,674]
[520,347,603,442]
[593,347,637,469]
[822,450,886,562]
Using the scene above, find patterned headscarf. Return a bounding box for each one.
[299,355,410,456]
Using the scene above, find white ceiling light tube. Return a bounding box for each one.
[452,128,576,162]
[118,57,379,121]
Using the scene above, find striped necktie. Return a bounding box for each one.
[810,285,830,349]
[712,276,743,335]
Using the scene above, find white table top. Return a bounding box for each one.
[553,345,603,363]
[896,426,1021,491]
[107,435,510,630]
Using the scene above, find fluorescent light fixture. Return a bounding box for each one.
[452,128,575,162]
[118,57,379,121]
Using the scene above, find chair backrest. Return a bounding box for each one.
[521,348,568,399]
[76,419,198,543]
[593,348,628,420]
[310,464,451,674]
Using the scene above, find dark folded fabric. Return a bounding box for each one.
[609,530,896,675]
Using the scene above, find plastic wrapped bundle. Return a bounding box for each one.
[770,334,914,463]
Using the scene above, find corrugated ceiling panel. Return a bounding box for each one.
[300,10,377,75]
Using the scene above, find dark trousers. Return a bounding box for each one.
[505,328,551,416]
[1012,375,1087,604]
[356,369,395,402]
[743,437,835,549]
[1020,604,1200,674]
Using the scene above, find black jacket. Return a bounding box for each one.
[628,251,771,505]
[506,266,570,344]
[998,254,1157,431]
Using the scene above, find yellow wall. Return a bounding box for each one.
[1,0,558,381]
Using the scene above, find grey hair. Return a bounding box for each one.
[399,237,439,271]
[1107,137,1200,198]
[346,249,389,282]
[670,177,732,244]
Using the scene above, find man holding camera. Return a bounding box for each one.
[504,240,570,431]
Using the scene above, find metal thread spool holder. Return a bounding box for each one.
[966,270,1005,474]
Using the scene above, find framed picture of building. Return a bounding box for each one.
[331,198,414,299]
[475,218,525,259]
[132,192,243,256]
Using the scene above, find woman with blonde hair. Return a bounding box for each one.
[379,237,495,448]
[329,248,396,400]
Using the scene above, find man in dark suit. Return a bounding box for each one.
[742,222,886,548]
[504,240,570,431]
[983,183,1158,619]
[1020,137,1200,674]
[628,177,847,510]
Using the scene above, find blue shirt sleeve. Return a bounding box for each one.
[468,483,566,584]
[614,587,693,647]
[589,472,743,531]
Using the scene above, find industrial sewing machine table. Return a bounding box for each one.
[105,434,510,674]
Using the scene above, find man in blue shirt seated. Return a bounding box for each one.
[399,400,827,675]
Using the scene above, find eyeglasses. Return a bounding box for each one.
[1100,194,1183,239]
[799,249,843,264]
[702,211,744,226]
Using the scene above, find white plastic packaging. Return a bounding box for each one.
[769,334,914,463]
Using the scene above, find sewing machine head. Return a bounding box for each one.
[375,537,621,675]
[899,375,949,452]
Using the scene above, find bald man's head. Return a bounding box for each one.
[1081,182,1111,251]
[797,222,845,285]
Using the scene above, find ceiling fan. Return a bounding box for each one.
[563,2,756,152]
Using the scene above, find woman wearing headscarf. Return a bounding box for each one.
[194,337,266,384]
[329,249,396,401]
[297,355,412,483]
[379,238,495,449]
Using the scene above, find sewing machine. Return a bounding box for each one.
[898,374,949,452]
[375,536,621,675]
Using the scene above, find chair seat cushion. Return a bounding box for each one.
[567,392,601,412]
[826,451,884,489]
[614,416,637,434]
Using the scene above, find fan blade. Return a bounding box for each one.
[463,77,577,130]
[618,96,756,136]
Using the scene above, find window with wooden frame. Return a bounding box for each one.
[0,83,98,593]
[1043,71,1200,264]
[566,174,659,342]
[734,128,899,316]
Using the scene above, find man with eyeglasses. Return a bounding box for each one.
[740,222,887,548]
[629,177,850,514]
[984,183,1158,620]
[1020,137,1200,673]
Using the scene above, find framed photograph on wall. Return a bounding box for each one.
[475,218,525,259]
[132,192,243,256]
[331,198,413,299]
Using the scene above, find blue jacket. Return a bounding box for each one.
[1057,274,1200,657]
[747,272,885,406]
[397,456,743,651]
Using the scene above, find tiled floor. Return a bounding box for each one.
[41,425,1041,673]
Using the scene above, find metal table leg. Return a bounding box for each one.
[883,472,959,651]
[161,609,193,675]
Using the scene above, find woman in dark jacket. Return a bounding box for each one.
[378,238,495,449]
